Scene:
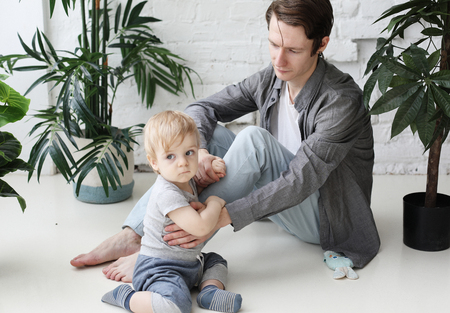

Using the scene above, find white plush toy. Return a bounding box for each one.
[323,251,359,280]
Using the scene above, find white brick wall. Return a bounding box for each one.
[1,0,449,177]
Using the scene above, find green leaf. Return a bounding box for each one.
[103,153,120,188]
[379,56,421,80]
[41,32,62,68]
[0,80,30,127]
[122,0,133,28]
[36,29,52,64]
[127,1,147,27]
[409,44,430,76]
[13,65,49,72]
[114,3,122,34]
[0,158,33,178]
[430,70,450,88]
[430,84,450,117]
[389,75,414,88]
[0,179,27,212]
[427,50,441,72]
[421,27,443,36]
[18,34,43,62]
[377,64,394,94]
[74,158,97,196]
[27,134,49,179]
[416,89,435,147]
[391,87,424,137]
[370,82,422,115]
[110,150,124,175]
[49,0,56,17]
[0,132,22,167]
[24,71,57,97]
[374,0,428,25]
[95,162,110,197]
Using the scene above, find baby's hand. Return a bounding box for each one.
[211,158,226,178]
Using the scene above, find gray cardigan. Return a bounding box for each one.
[185,58,380,268]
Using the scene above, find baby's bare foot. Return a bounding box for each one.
[102,252,139,283]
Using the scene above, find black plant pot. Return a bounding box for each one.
[403,192,450,251]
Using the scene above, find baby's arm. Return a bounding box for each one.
[167,196,226,237]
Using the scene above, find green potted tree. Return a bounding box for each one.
[0,0,198,203]
[364,0,450,251]
[0,75,33,211]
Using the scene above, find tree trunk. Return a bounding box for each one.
[425,128,443,208]
[425,3,450,208]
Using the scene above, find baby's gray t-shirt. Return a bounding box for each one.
[140,175,205,262]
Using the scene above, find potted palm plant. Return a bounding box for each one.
[364,0,450,251]
[0,75,33,211]
[0,0,197,203]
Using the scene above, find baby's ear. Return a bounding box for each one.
[147,155,159,173]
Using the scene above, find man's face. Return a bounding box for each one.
[268,16,327,90]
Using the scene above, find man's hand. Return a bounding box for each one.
[195,149,226,188]
[163,201,232,248]
[163,223,210,248]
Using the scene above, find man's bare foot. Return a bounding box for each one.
[70,227,141,267]
[102,252,139,283]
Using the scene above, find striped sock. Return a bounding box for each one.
[197,285,242,313]
[101,284,135,311]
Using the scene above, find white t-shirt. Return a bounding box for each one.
[140,175,204,262]
[270,82,302,154]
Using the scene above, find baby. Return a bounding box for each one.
[101,110,242,313]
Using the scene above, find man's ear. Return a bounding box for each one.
[318,36,330,54]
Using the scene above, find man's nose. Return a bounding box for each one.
[275,49,287,67]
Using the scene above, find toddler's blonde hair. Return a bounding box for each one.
[144,110,201,163]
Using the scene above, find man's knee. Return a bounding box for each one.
[235,126,272,146]
[207,125,236,158]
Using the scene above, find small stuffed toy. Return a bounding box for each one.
[323,251,359,280]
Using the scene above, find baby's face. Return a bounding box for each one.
[150,132,199,188]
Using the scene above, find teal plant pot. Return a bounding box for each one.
[73,180,135,204]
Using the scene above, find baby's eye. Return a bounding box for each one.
[167,154,175,160]
[186,150,194,156]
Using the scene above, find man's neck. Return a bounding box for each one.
[286,83,301,103]
[286,56,320,102]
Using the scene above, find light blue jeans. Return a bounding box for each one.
[124,125,320,244]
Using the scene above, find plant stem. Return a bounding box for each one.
[424,3,450,208]
[425,122,442,208]
[80,0,89,49]
[102,0,109,126]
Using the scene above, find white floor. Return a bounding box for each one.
[2,173,450,313]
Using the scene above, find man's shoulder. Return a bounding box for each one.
[321,60,362,96]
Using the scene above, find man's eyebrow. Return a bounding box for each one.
[268,38,304,50]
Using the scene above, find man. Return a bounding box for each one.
[71,0,380,281]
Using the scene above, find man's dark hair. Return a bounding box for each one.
[266,0,334,56]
